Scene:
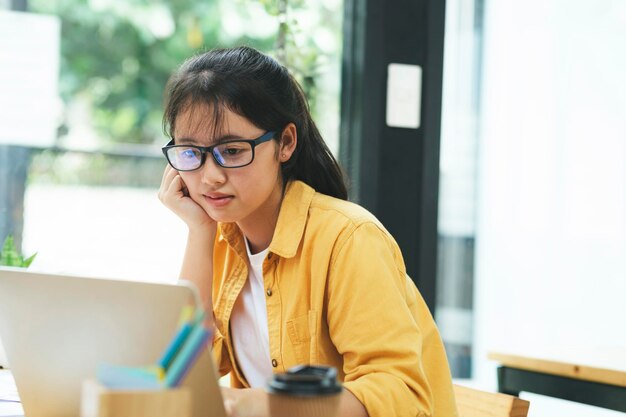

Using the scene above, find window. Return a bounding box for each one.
[2,0,344,283]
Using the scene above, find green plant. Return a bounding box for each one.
[0,235,37,268]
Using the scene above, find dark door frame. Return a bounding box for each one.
[340,0,447,313]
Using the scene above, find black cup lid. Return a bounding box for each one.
[267,365,342,396]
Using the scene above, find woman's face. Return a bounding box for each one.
[174,105,285,226]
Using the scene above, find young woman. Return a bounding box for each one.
[158,46,458,417]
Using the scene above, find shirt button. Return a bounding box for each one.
[271,359,278,368]
[266,288,273,297]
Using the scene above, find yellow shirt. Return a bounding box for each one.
[212,180,458,417]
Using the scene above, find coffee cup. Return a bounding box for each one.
[267,365,342,417]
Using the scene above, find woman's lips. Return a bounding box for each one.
[204,193,234,207]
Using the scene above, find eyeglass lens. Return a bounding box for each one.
[167,141,254,170]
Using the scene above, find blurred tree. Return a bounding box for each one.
[30,0,274,145]
[256,0,330,114]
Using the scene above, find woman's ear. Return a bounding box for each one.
[279,123,297,162]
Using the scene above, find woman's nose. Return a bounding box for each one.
[200,155,227,185]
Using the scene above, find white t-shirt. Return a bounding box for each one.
[229,239,273,388]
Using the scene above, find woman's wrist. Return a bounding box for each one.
[179,222,217,316]
[187,219,217,237]
[222,387,269,417]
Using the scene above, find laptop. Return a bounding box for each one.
[0,267,227,417]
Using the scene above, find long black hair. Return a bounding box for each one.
[163,46,348,200]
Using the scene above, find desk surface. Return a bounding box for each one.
[488,347,626,387]
[0,370,23,417]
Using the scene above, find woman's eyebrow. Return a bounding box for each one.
[175,137,198,145]
[175,133,247,146]
[212,133,246,143]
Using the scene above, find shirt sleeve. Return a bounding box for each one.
[327,221,435,417]
[211,327,233,377]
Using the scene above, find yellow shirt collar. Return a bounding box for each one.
[218,180,315,259]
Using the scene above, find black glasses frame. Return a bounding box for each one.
[162,131,276,171]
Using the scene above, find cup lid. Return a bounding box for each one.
[267,365,342,396]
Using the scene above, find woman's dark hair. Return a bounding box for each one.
[163,46,348,200]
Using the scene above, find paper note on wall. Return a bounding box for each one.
[386,63,422,129]
[0,10,60,147]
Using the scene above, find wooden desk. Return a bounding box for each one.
[489,348,626,412]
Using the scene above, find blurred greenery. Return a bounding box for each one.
[1,235,37,268]
[255,0,335,111]
[30,0,276,145]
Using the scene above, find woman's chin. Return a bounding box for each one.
[204,208,238,224]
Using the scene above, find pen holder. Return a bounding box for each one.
[80,380,192,417]
[81,349,219,417]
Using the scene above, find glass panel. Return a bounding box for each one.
[436,0,484,378]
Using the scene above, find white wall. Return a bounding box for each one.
[474,1,626,415]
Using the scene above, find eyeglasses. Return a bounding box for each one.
[162,131,276,171]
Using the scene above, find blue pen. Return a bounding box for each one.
[158,307,201,371]
[170,328,212,387]
[164,317,210,387]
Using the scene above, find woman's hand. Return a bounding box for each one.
[158,165,214,229]
[160,165,217,323]
[221,387,268,417]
